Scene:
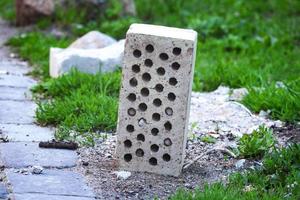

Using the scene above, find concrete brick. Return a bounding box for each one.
[116,24,197,176]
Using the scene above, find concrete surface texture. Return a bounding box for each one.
[116,24,197,176]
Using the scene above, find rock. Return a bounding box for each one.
[114,171,131,180]
[235,159,246,169]
[68,31,116,49]
[228,88,248,101]
[16,0,54,26]
[258,110,271,118]
[50,39,125,78]
[31,166,44,174]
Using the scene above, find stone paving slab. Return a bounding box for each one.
[0,74,36,88]
[0,124,54,142]
[0,142,77,168]
[0,183,8,199]
[0,61,30,75]
[6,169,95,198]
[0,100,36,124]
[14,194,95,200]
[0,86,30,101]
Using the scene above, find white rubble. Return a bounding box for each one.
[68,31,116,49]
[189,86,282,138]
[50,40,125,78]
[113,171,132,180]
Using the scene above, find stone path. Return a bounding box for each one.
[0,19,95,200]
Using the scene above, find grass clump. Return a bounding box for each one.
[7,32,71,79]
[242,80,300,123]
[237,126,276,159]
[32,70,121,146]
[0,0,15,21]
[170,143,300,200]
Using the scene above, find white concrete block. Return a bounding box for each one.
[116,24,197,176]
[49,40,125,78]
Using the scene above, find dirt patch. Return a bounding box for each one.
[75,135,241,199]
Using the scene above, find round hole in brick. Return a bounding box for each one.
[163,154,171,162]
[165,107,173,116]
[152,113,161,121]
[164,121,172,131]
[155,84,164,92]
[145,44,154,53]
[144,59,153,67]
[126,124,134,132]
[133,49,141,58]
[137,134,145,142]
[124,154,132,162]
[142,73,151,82]
[173,47,182,55]
[168,92,176,101]
[136,148,144,157]
[129,77,138,87]
[132,64,140,73]
[138,103,147,111]
[159,53,169,60]
[124,139,132,148]
[127,108,136,116]
[171,62,180,70]
[127,93,136,102]
[164,138,172,146]
[141,88,150,97]
[153,98,162,107]
[149,157,157,166]
[150,144,159,152]
[151,128,159,136]
[169,77,178,86]
[157,67,165,75]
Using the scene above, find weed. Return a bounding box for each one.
[201,135,217,144]
[170,144,300,200]
[237,126,275,159]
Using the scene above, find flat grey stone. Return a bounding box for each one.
[0,86,30,101]
[0,142,77,168]
[0,61,30,75]
[7,169,95,198]
[0,100,36,124]
[14,194,95,200]
[0,74,36,88]
[0,124,54,142]
[0,183,8,199]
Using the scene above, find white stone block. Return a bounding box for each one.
[116,24,197,176]
[49,40,125,78]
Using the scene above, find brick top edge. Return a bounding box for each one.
[127,23,198,41]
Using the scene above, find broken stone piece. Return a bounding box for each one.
[113,171,131,180]
[68,31,117,49]
[49,40,125,78]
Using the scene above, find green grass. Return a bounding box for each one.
[170,143,300,200]
[237,126,276,159]
[32,70,121,146]
[7,32,71,79]
[0,0,15,21]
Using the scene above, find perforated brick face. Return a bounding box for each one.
[116,24,197,176]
